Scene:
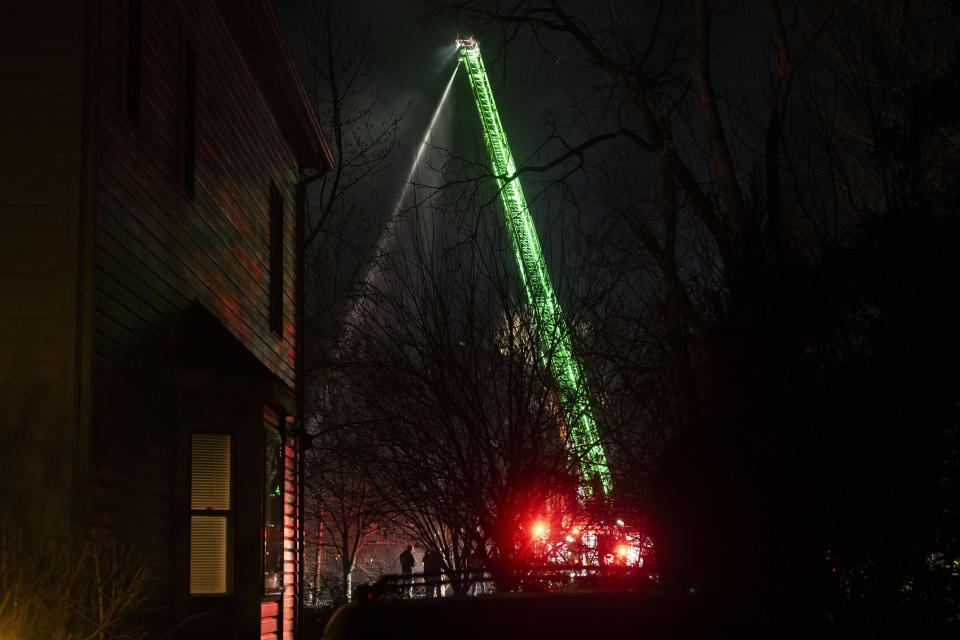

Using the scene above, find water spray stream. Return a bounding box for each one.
[338,61,460,353]
[384,61,459,253]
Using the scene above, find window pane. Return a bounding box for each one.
[180,40,196,193]
[264,428,283,594]
[192,433,230,510]
[190,515,227,594]
[269,183,285,334]
[122,0,141,123]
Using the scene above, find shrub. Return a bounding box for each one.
[0,522,151,640]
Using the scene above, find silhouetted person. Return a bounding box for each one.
[422,549,445,597]
[468,555,489,596]
[399,544,415,597]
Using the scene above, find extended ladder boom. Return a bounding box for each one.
[457,37,611,496]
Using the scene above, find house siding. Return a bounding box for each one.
[92,0,298,388]
[283,430,300,640]
[91,0,308,634]
[1,1,321,637]
[90,0,300,518]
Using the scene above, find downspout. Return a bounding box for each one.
[295,168,323,635]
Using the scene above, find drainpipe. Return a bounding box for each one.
[295,169,323,635]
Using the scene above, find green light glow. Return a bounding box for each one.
[458,41,611,496]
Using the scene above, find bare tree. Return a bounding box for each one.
[791,0,960,625]
[335,190,602,591]
[293,0,407,606]
[416,0,843,614]
[0,523,151,640]
[299,1,402,252]
[303,401,391,604]
[418,0,960,627]
[298,0,958,625]
[296,0,406,367]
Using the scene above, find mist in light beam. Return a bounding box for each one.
[338,60,460,351]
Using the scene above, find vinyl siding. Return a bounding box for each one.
[89,0,303,628]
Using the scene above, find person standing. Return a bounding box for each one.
[422,549,445,598]
[399,544,416,597]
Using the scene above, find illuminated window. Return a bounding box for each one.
[268,183,284,334]
[263,410,284,594]
[190,433,232,595]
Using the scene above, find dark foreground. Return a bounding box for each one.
[317,589,960,639]
[320,590,765,640]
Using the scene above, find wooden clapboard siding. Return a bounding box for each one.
[4,2,319,637]
[260,428,299,640]
[283,436,299,640]
[261,599,280,640]
[0,0,91,525]
[93,0,298,394]
[262,407,281,640]
[90,0,298,477]
[89,3,307,635]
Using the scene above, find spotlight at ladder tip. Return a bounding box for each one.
[455,34,477,50]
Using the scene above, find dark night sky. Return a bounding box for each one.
[262,5,960,624]
[269,1,772,190]
[270,1,774,290]
[271,0,571,162]
[270,0,591,289]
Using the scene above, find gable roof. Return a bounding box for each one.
[214,0,334,172]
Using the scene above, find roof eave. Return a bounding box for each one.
[214,0,334,173]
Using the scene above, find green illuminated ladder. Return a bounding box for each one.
[457,38,611,496]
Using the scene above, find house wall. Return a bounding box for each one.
[282,428,301,640]
[92,0,297,386]
[259,415,301,640]
[172,385,267,639]
[0,0,93,526]
[91,0,303,634]
[0,1,311,636]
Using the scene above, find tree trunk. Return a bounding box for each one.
[314,507,323,604]
[341,558,353,603]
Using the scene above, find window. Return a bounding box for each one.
[121,0,142,124]
[263,409,284,594]
[179,39,196,194]
[268,183,285,334]
[190,432,232,595]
